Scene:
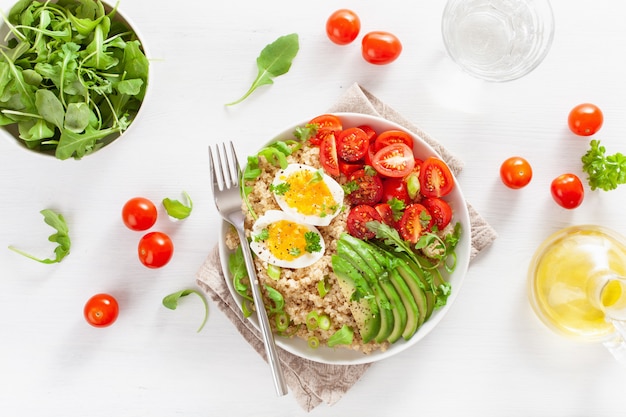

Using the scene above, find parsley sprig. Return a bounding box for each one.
[581,139,626,191]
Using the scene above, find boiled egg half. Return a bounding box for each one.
[250,210,326,269]
[271,164,344,226]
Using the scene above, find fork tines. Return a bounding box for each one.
[209,141,240,191]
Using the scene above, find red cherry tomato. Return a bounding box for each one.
[374,203,396,227]
[357,125,377,142]
[373,129,414,153]
[422,197,452,230]
[381,177,411,206]
[319,132,340,176]
[551,173,584,209]
[326,9,361,45]
[568,103,603,136]
[346,169,383,205]
[500,156,533,189]
[361,31,402,65]
[371,143,415,178]
[337,127,370,162]
[347,205,383,240]
[122,197,157,231]
[138,231,174,268]
[419,157,455,198]
[397,203,432,244]
[308,114,342,146]
[84,293,119,328]
[339,160,364,176]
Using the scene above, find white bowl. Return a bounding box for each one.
[218,112,471,364]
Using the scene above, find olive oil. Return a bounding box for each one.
[528,226,626,342]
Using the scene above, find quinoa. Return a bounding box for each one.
[225,143,388,354]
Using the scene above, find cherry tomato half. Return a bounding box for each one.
[419,157,455,198]
[308,114,342,146]
[381,177,411,206]
[347,204,383,240]
[346,169,383,205]
[138,231,174,268]
[500,156,533,189]
[422,197,452,230]
[568,103,603,136]
[337,127,370,162]
[122,197,157,231]
[319,132,340,176]
[550,173,584,209]
[361,31,402,65]
[397,203,432,244]
[371,143,415,178]
[373,129,414,153]
[84,293,119,328]
[326,9,361,45]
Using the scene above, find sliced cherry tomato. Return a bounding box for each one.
[84,293,119,328]
[337,127,370,162]
[374,203,396,227]
[568,103,603,136]
[551,173,584,209]
[319,132,340,176]
[373,130,414,153]
[500,156,533,189]
[419,156,454,198]
[122,197,157,231]
[138,231,174,268]
[422,197,452,230]
[339,160,364,176]
[381,177,410,206]
[361,31,402,65]
[397,203,432,244]
[326,9,361,45]
[308,114,342,146]
[371,143,415,178]
[358,125,377,142]
[346,169,383,205]
[347,205,383,240]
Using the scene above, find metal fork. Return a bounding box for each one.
[208,141,288,397]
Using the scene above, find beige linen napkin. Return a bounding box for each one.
[196,82,497,412]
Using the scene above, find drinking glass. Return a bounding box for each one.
[441,0,555,82]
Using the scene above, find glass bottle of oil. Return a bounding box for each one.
[528,225,626,364]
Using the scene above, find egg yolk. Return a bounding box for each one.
[267,220,311,261]
[279,170,336,216]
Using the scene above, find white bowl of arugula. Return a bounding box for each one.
[0,0,149,160]
[218,112,472,365]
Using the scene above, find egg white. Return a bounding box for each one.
[249,210,326,269]
[271,164,344,226]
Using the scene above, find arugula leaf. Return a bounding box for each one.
[226,33,299,106]
[162,191,193,220]
[162,289,209,333]
[8,209,71,264]
[581,139,626,191]
[0,0,149,159]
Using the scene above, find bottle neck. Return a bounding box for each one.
[588,272,626,321]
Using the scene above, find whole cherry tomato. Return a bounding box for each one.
[551,173,584,209]
[84,293,119,328]
[122,197,157,231]
[361,31,402,65]
[326,9,361,45]
[138,231,174,268]
[500,156,533,189]
[568,103,603,136]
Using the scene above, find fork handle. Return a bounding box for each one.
[236,228,289,396]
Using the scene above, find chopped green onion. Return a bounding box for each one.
[264,285,284,313]
[267,264,281,280]
[242,299,253,318]
[327,325,354,347]
[308,336,320,349]
[318,314,331,331]
[317,276,330,298]
[306,311,319,330]
[275,311,290,332]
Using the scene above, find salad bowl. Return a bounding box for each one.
[218,112,471,365]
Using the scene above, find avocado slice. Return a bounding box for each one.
[395,261,428,332]
[388,268,419,340]
[336,239,394,344]
[332,255,381,344]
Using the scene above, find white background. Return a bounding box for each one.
[2,0,626,416]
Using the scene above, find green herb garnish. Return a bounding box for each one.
[304,231,322,253]
[162,289,209,333]
[226,33,299,106]
[162,191,193,219]
[0,0,149,159]
[253,228,269,242]
[581,139,626,191]
[9,209,70,264]
[269,182,290,195]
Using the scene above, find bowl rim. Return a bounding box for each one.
[218,112,472,364]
